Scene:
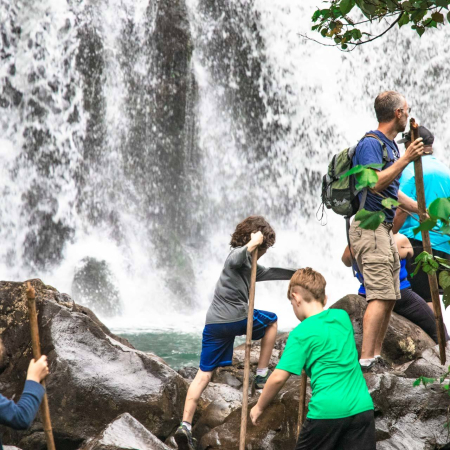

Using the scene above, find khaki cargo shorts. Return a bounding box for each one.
[349,220,401,302]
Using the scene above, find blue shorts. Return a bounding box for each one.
[199,309,277,372]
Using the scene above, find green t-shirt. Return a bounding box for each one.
[276,309,373,419]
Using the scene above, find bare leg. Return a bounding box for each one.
[427,302,434,312]
[373,300,396,356]
[258,321,277,369]
[182,369,213,423]
[361,300,395,359]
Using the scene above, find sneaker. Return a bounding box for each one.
[174,424,197,450]
[360,360,376,373]
[254,370,272,389]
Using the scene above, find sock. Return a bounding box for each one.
[182,421,192,431]
[359,358,376,367]
[374,354,381,360]
[257,367,269,377]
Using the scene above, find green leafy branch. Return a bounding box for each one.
[309,0,450,51]
[340,163,399,229]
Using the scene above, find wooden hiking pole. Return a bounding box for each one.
[297,370,307,438]
[410,119,447,365]
[25,282,56,450]
[239,248,259,450]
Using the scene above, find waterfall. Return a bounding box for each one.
[1,0,450,331]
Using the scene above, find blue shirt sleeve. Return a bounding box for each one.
[356,138,383,169]
[0,381,45,430]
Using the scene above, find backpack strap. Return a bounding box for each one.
[362,133,392,164]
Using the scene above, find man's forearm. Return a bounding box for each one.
[373,156,410,192]
[398,190,419,214]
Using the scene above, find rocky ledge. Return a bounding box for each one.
[0,283,449,450]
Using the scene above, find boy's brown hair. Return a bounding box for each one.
[287,267,326,304]
[230,216,276,251]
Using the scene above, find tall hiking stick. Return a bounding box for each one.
[297,370,307,438]
[410,119,446,365]
[25,282,56,450]
[239,249,259,450]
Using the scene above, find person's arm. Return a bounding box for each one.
[0,356,48,430]
[395,234,414,260]
[342,246,352,267]
[371,138,424,193]
[228,232,264,269]
[393,206,409,234]
[256,266,296,282]
[250,369,291,425]
[397,190,419,214]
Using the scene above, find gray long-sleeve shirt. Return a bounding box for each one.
[205,246,297,325]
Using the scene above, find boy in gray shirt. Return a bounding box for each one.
[175,215,296,450]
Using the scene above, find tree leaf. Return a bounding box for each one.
[398,12,410,27]
[422,376,437,386]
[413,218,438,235]
[436,0,450,8]
[435,256,450,269]
[415,251,431,263]
[339,163,383,180]
[413,377,421,387]
[439,271,450,289]
[431,12,444,23]
[381,198,400,209]
[429,198,450,222]
[448,11,450,22]
[355,168,379,190]
[444,285,450,309]
[355,209,385,230]
[340,0,356,15]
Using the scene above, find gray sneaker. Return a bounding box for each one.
[254,370,272,389]
[174,424,197,450]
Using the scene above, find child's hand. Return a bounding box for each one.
[250,231,264,246]
[250,404,264,425]
[27,355,49,383]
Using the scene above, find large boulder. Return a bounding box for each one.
[198,371,450,450]
[0,280,187,449]
[331,294,436,364]
[80,413,171,450]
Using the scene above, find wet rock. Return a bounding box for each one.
[331,294,436,364]
[400,344,450,379]
[0,280,187,449]
[232,340,281,369]
[72,257,122,318]
[178,366,198,380]
[80,413,171,450]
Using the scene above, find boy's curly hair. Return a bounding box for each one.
[230,216,276,251]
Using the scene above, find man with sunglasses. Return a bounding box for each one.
[349,90,426,372]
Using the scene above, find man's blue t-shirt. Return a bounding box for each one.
[400,155,450,255]
[352,130,400,223]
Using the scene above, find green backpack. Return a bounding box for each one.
[321,133,391,218]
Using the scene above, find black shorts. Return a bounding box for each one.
[295,410,375,450]
[409,238,450,302]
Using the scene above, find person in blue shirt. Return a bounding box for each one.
[348,90,426,372]
[0,340,48,447]
[394,125,450,304]
[343,233,449,346]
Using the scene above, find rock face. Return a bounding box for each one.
[331,294,436,363]
[80,413,171,450]
[0,280,187,449]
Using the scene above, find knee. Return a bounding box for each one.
[198,369,213,384]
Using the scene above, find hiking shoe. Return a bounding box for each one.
[360,360,376,373]
[174,424,197,450]
[375,357,392,371]
[254,370,272,389]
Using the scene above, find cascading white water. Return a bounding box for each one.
[1,0,450,334]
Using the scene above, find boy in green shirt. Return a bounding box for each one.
[250,268,375,450]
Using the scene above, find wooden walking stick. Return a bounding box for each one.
[239,248,259,450]
[297,370,307,438]
[25,282,56,450]
[410,119,447,365]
